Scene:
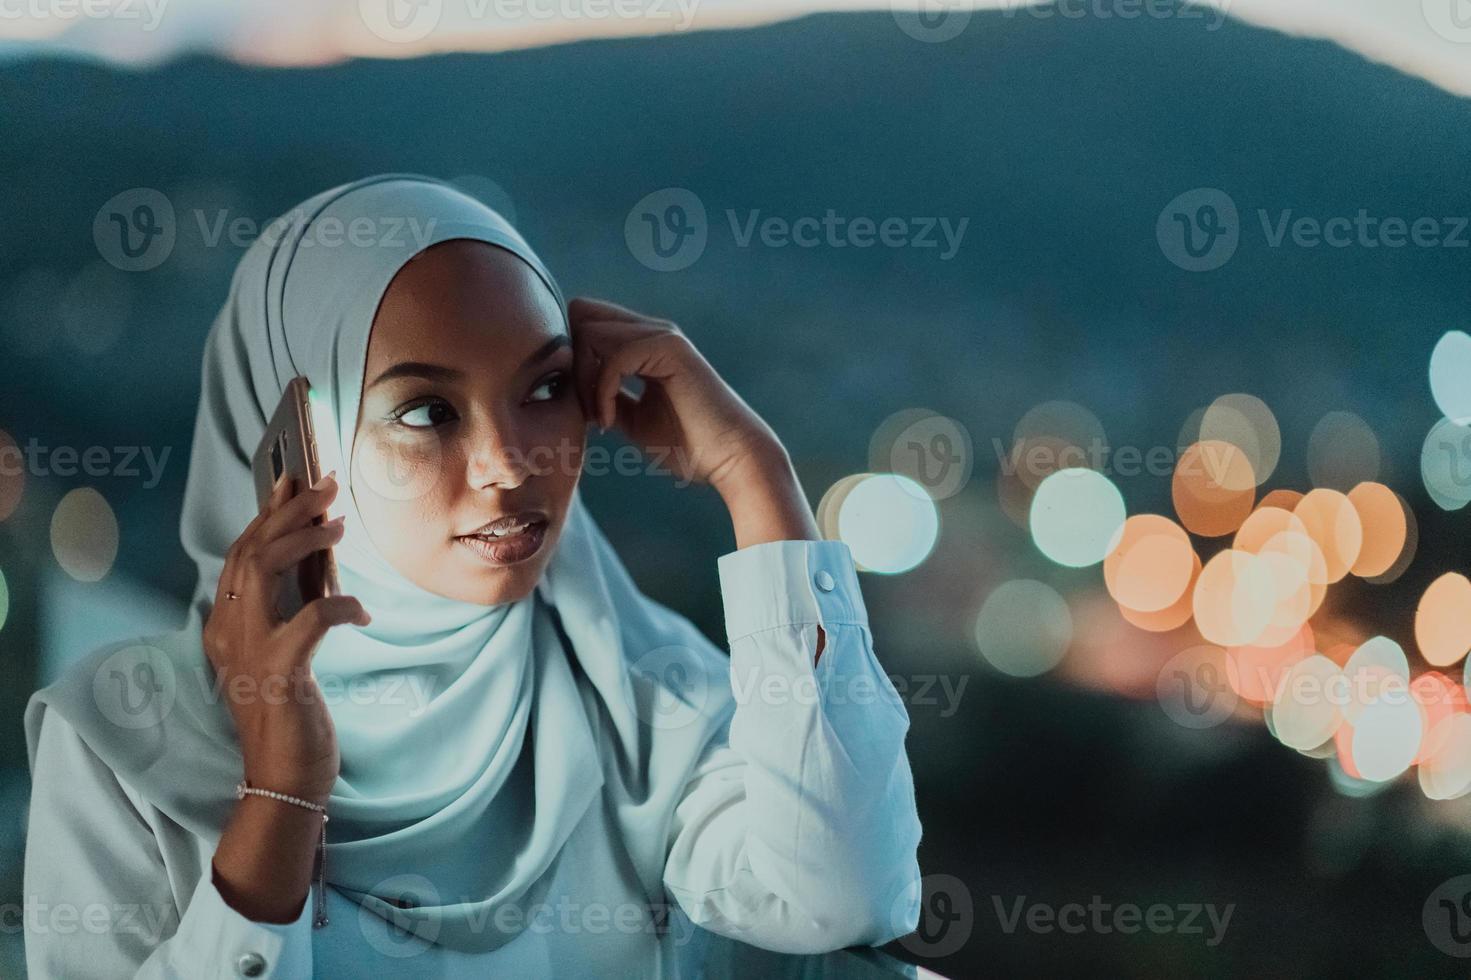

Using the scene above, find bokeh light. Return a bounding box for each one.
[1013,400,1107,479]
[1415,572,1471,667]
[1227,622,1313,705]
[1364,489,1418,585]
[0,427,22,522]
[1419,713,1471,801]
[1343,637,1409,725]
[1234,506,1305,554]
[974,579,1072,677]
[1103,514,1194,612]
[1306,411,1380,491]
[1345,482,1407,578]
[1118,550,1200,633]
[835,473,939,574]
[1271,653,1343,750]
[1350,687,1423,782]
[1420,416,1471,511]
[816,473,870,542]
[49,487,119,582]
[1172,440,1256,537]
[868,408,974,502]
[1293,489,1362,583]
[1193,549,1276,647]
[1029,468,1126,569]
[0,566,8,632]
[1410,672,1467,765]
[1199,393,1280,489]
[1430,330,1471,425]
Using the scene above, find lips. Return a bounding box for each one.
[461,511,548,538]
[455,514,549,565]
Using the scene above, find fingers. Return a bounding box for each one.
[593,338,673,432]
[573,333,603,427]
[569,296,646,324]
[215,476,292,609]
[255,517,346,577]
[278,594,371,662]
[594,351,631,433]
[257,471,338,545]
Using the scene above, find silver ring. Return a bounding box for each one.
[225,591,242,601]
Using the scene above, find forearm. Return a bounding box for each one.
[212,795,324,924]
[713,444,820,550]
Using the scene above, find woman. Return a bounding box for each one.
[23,174,923,977]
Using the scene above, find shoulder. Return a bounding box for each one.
[25,628,216,778]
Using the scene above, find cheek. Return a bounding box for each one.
[351,427,448,504]
[350,429,457,563]
[527,411,586,490]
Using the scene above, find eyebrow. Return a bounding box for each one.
[366,334,571,390]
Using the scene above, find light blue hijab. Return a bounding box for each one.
[25,174,737,954]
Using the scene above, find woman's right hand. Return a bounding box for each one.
[202,471,369,804]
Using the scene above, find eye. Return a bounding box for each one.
[527,371,571,404]
[390,397,457,429]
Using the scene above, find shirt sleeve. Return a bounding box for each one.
[661,538,924,955]
[24,710,314,979]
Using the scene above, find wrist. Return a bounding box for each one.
[716,448,821,549]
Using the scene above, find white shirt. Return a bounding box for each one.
[23,539,923,978]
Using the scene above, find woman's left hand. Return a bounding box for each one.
[568,297,784,492]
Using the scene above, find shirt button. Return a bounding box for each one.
[814,570,836,592]
[237,952,267,977]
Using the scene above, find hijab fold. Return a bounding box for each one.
[25,174,736,954]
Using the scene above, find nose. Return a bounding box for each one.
[465,418,533,491]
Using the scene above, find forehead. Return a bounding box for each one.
[367,238,565,370]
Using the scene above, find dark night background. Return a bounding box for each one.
[3,8,1471,977]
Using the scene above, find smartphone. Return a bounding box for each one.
[250,375,341,618]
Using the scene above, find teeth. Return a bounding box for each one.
[486,522,530,538]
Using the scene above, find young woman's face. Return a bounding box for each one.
[352,239,587,605]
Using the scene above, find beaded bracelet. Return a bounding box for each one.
[234,780,330,928]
